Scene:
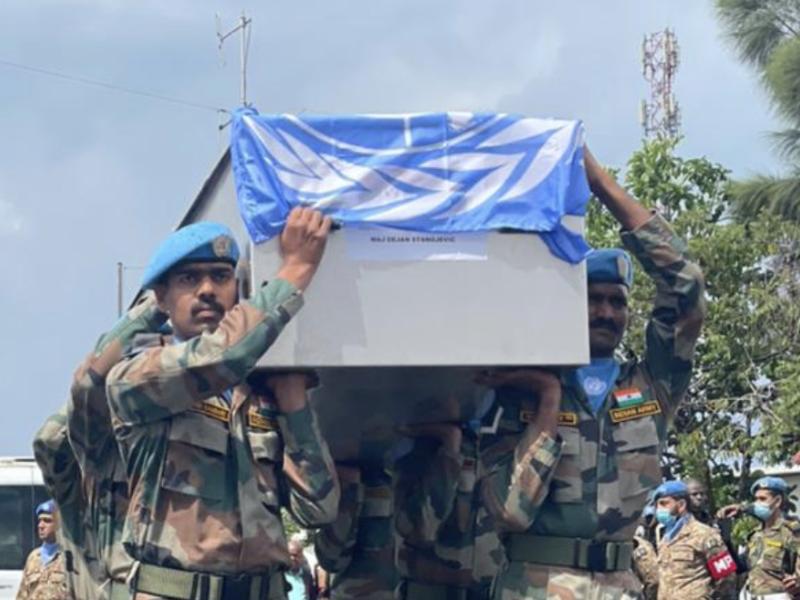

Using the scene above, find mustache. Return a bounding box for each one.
[590,318,620,333]
[191,300,225,317]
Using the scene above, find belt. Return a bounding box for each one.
[399,580,487,600]
[133,563,285,600]
[505,535,633,572]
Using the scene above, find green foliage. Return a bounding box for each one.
[715,0,800,221]
[587,139,800,508]
[715,0,800,68]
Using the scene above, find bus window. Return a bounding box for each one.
[0,487,32,570]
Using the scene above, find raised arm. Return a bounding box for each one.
[586,147,706,420]
[393,424,463,545]
[478,369,563,532]
[314,466,364,572]
[68,292,165,476]
[108,209,331,426]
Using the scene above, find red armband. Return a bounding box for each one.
[706,550,736,580]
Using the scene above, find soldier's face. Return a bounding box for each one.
[754,489,781,510]
[656,496,687,516]
[37,514,56,543]
[289,545,303,571]
[156,261,238,340]
[687,482,709,511]
[587,283,629,357]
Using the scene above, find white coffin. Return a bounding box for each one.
[252,222,588,368]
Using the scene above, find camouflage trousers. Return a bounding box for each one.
[492,563,643,600]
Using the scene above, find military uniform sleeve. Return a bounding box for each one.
[394,441,462,545]
[280,403,340,527]
[314,474,364,573]
[32,408,83,542]
[15,551,37,600]
[68,292,166,477]
[702,528,737,597]
[480,427,562,532]
[107,279,303,425]
[620,213,706,421]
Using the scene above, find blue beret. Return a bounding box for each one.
[142,222,240,289]
[587,248,634,288]
[751,476,789,495]
[654,480,688,500]
[36,500,55,516]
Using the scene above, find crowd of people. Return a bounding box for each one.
[17,146,797,600]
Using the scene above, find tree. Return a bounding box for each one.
[715,0,800,221]
[587,138,800,514]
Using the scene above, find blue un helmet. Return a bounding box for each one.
[141,222,240,289]
[586,248,634,288]
[653,480,689,501]
[751,476,789,497]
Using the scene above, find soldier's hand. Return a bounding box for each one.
[265,372,310,412]
[716,504,741,520]
[783,575,800,596]
[396,422,462,454]
[476,368,561,406]
[277,207,332,291]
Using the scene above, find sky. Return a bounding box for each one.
[0,0,786,455]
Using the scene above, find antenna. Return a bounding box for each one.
[216,11,253,107]
[641,28,680,138]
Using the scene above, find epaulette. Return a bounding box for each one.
[126,332,168,359]
[784,519,800,533]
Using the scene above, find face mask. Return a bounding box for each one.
[655,508,677,528]
[752,501,775,522]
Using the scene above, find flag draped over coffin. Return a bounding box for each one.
[230,107,591,263]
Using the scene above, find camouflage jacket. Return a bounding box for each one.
[657,515,736,600]
[394,431,503,591]
[745,516,800,594]
[633,535,659,600]
[33,408,104,600]
[314,467,396,599]
[68,292,167,586]
[484,214,706,541]
[16,547,69,600]
[106,279,340,574]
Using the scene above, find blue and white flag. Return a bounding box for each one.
[230,107,591,263]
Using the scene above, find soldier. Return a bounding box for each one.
[632,505,659,600]
[392,421,503,599]
[686,479,714,526]
[479,145,706,599]
[33,409,105,600]
[717,476,800,599]
[286,539,315,600]
[313,465,396,599]
[17,500,69,600]
[106,211,340,600]
[654,481,736,599]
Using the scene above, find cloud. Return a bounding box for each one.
[0,198,25,237]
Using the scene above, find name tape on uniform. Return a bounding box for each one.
[248,410,278,432]
[190,402,230,424]
[609,400,661,424]
[521,410,579,426]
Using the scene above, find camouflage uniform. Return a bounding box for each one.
[632,535,658,600]
[16,547,69,600]
[33,409,104,600]
[106,278,340,599]
[742,516,800,597]
[482,214,706,600]
[393,430,503,599]
[314,467,396,599]
[656,515,736,599]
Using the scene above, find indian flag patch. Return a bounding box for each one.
[613,387,644,408]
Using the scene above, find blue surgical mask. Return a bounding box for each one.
[655,508,676,528]
[752,502,775,522]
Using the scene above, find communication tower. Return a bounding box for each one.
[641,29,680,138]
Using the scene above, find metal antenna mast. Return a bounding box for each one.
[216,12,253,106]
[640,28,680,138]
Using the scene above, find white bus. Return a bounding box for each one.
[0,458,48,599]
